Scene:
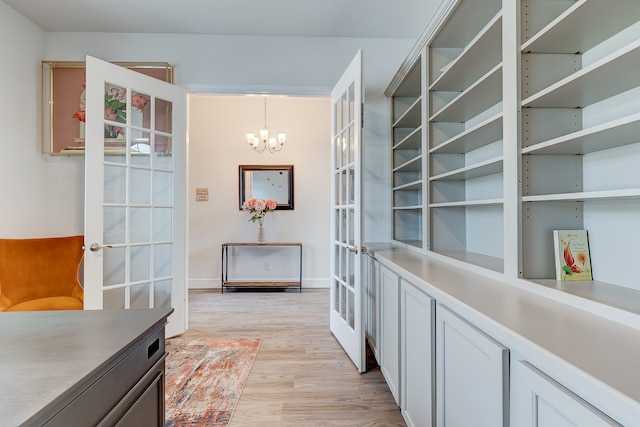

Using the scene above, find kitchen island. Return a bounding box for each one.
[0,307,172,426]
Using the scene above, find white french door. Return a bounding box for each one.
[83,56,188,337]
[330,50,365,372]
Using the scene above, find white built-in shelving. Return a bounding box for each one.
[391,59,424,248]
[385,0,640,304]
[427,0,504,272]
[376,2,640,425]
[520,0,640,287]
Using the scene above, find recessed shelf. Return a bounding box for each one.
[522,0,640,54]
[393,180,422,192]
[394,239,423,248]
[530,279,640,317]
[394,126,422,151]
[522,188,640,203]
[522,112,640,155]
[393,207,423,249]
[392,50,424,249]
[430,199,503,208]
[522,39,640,108]
[393,97,422,128]
[393,148,421,169]
[393,60,422,97]
[393,155,422,173]
[431,64,503,122]
[430,156,503,181]
[393,205,423,211]
[430,113,503,154]
[433,250,504,274]
[430,0,502,48]
[431,12,502,91]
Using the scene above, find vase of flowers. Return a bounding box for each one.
[242,198,277,244]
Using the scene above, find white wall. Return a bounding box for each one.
[0,2,50,238]
[189,95,330,287]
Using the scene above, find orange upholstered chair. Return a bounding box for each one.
[0,235,84,312]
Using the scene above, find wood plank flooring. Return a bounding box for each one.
[181,289,406,426]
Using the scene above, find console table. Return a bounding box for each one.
[221,242,302,293]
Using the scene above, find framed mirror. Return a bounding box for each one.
[239,165,294,210]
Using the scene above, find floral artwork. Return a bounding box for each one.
[42,61,173,154]
[72,84,150,138]
[242,198,277,223]
[103,87,127,124]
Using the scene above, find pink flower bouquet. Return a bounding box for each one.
[242,198,277,223]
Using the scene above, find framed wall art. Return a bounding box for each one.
[239,164,294,210]
[42,61,173,155]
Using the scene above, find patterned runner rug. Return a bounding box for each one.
[165,337,261,426]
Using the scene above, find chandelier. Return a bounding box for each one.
[246,96,285,153]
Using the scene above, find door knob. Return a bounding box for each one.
[346,244,359,254]
[90,243,113,252]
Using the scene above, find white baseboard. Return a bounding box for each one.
[188,277,330,290]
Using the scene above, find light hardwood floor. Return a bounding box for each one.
[181,289,406,427]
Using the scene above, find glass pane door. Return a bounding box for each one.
[84,56,187,337]
[330,50,364,372]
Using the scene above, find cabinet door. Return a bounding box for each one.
[113,369,164,427]
[401,279,434,427]
[513,361,621,427]
[365,255,380,362]
[380,264,401,404]
[436,304,509,427]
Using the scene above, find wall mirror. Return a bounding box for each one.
[239,165,294,210]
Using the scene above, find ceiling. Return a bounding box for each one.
[3,0,441,39]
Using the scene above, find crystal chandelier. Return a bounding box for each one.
[246,96,285,153]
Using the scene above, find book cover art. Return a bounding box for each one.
[553,230,593,281]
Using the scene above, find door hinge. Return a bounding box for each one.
[361,103,364,128]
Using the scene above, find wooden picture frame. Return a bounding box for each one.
[42,61,173,155]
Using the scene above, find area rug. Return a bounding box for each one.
[165,337,261,427]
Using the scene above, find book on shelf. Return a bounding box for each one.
[553,230,593,281]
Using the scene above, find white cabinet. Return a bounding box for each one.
[400,279,434,427]
[371,252,640,426]
[513,361,621,426]
[379,264,401,404]
[436,304,509,427]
